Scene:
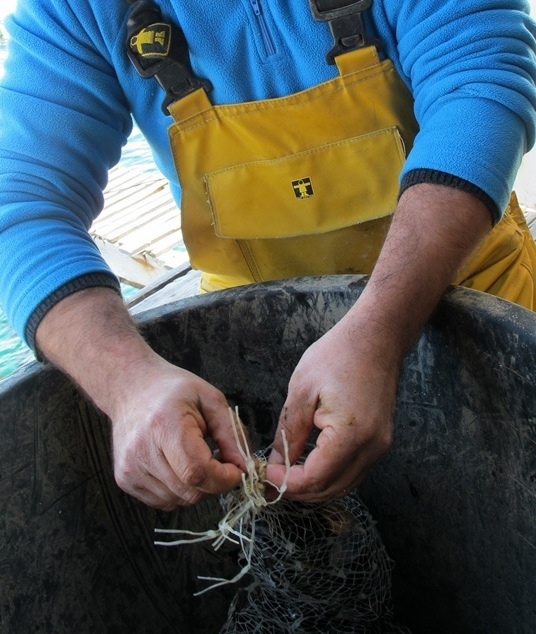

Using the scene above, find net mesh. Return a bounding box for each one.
[219,491,409,634]
[156,410,409,633]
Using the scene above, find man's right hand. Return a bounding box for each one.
[35,287,246,509]
[111,360,246,509]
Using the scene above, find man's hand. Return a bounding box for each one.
[111,361,246,509]
[35,287,245,509]
[266,311,400,503]
[268,183,493,501]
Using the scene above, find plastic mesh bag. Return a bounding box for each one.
[219,492,409,633]
[156,409,409,633]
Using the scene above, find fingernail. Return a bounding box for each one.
[268,449,284,465]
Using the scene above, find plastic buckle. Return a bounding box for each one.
[309,0,372,21]
[126,3,211,114]
[153,60,212,114]
[308,0,381,65]
[127,41,211,114]
[325,14,381,64]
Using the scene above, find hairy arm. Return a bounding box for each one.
[267,183,492,501]
[35,288,246,509]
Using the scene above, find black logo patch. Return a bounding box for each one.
[292,177,315,199]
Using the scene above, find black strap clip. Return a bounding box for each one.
[126,0,212,114]
[308,0,381,64]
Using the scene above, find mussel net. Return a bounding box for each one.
[157,413,409,633]
[219,493,409,634]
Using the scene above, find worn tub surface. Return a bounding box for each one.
[1,276,535,634]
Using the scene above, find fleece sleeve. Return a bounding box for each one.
[0,0,133,350]
[380,0,536,222]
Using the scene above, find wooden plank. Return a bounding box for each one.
[118,216,181,255]
[127,262,199,311]
[90,157,184,286]
[92,188,177,238]
[148,230,187,258]
[93,237,170,288]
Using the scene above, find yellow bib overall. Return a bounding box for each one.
[163,39,536,309]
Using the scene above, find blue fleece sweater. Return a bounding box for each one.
[0,0,535,348]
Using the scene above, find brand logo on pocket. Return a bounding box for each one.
[292,178,315,199]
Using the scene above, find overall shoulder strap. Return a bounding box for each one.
[308,0,380,64]
[124,0,378,113]
[124,0,211,114]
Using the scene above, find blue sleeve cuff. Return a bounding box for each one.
[400,169,501,225]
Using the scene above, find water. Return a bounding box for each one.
[0,321,34,379]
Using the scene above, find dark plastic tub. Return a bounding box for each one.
[1,276,535,634]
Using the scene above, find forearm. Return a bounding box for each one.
[35,286,246,508]
[35,287,161,419]
[347,183,493,362]
[267,183,493,500]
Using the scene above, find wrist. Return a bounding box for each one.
[35,286,161,418]
[340,297,409,369]
[345,183,492,357]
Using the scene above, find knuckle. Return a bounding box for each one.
[146,408,170,436]
[209,389,229,410]
[113,451,142,488]
[355,417,393,452]
[113,464,137,493]
[182,490,206,506]
[177,462,208,488]
[376,428,393,454]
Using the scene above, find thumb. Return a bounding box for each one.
[268,387,318,467]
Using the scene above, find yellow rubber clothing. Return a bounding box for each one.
[167,45,536,310]
[455,193,536,310]
[168,46,418,292]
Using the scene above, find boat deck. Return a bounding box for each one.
[89,137,188,289]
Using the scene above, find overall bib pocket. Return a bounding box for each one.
[206,127,406,240]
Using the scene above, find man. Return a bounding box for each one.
[0,0,535,510]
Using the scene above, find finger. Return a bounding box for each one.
[135,486,189,511]
[129,488,179,511]
[212,410,252,472]
[141,452,210,506]
[119,443,231,509]
[267,457,354,503]
[269,384,318,467]
[202,401,250,472]
[266,401,336,497]
[266,421,366,501]
[266,460,371,503]
[152,457,240,506]
[115,465,191,510]
[266,444,363,503]
[164,412,244,495]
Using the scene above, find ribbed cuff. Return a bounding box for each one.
[25,272,122,355]
[400,169,501,225]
